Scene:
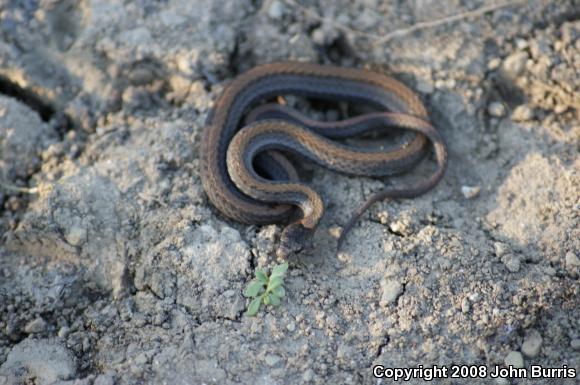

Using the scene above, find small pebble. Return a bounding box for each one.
[504,351,524,368]
[328,226,342,239]
[487,57,501,70]
[503,254,521,273]
[311,28,327,45]
[488,102,506,117]
[515,38,529,50]
[377,211,389,225]
[65,226,87,246]
[554,104,568,114]
[570,339,580,350]
[94,374,115,385]
[495,378,509,385]
[416,79,434,94]
[461,298,470,313]
[380,279,403,306]
[58,326,71,338]
[389,219,411,235]
[264,354,281,367]
[461,185,481,199]
[135,353,148,365]
[267,0,285,19]
[512,105,534,121]
[521,329,542,358]
[501,51,529,78]
[222,289,236,298]
[565,252,579,268]
[129,68,154,85]
[494,242,510,258]
[286,322,296,332]
[24,317,47,334]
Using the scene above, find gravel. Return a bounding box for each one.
[521,329,543,358]
[504,351,524,368]
[0,1,578,384]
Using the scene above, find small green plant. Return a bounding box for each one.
[244,262,288,316]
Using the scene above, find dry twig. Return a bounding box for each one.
[281,0,526,45]
[0,179,38,194]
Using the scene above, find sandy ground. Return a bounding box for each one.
[0,0,579,384]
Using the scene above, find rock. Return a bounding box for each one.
[504,351,524,368]
[9,171,130,296]
[65,225,87,247]
[286,322,296,332]
[571,339,580,350]
[488,102,506,117]
[521,329,542,358]
[461,298,470,313]
[303,369,314,382]
[94,374,115,385]
[389,218,412,236]
[168,74,192,103]
[264,354,281,367]
[24,317,47,334]
[267,0,285,19]
[487,57,501,70]
[461,185,481,199]
[58,326,70,338]
[503,254,521,273]
[134,353,148,365]
[311,27,327,45]
[0,96,57,180]
[512,105,534,121]
[129,67,154,86]
[416,79,434,94]
[0,338,76,384]
[501,51,529,78]
[494,242,510,258]
[515,38,529,50]
[495,378,509,385]
[565,252,579,268]
[380,279,403,306]
[553,104,568,114]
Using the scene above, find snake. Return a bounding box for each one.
[200,62,447,258]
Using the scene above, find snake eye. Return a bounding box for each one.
[277,223,315,258]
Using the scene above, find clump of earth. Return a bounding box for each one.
[0,1,578,384]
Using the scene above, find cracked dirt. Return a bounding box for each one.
[0,1,578,384]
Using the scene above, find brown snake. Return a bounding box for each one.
[200,62,447,258]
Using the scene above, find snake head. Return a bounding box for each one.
[277,223,315,259]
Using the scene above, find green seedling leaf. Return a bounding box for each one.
[244,280,264,298]
[244,263,290,315]
[271,285,285,298]
[269,293,281,306]
[256,270,268,284]
[267,276,283,291]
[270,262,288,279]
[247,297,262,316]
[263,294,271,305]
